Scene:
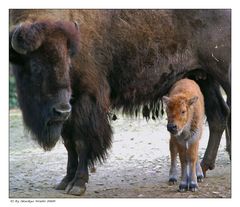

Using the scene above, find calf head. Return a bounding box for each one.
[9,20,79,150]
[163,94,198,136]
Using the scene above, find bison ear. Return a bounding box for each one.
[188,96,198,106]
[9,29,26,64]
[11,22,46,55]
[162,96,170,105]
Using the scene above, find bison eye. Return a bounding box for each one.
[29,61,42,74]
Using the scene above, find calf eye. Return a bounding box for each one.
[181,110,186,115]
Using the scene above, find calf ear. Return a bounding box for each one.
[162,96,170,105]
[188,96,198,106]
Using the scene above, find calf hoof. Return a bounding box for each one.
[169,178,177,185]
[197,175,203,183]
[178,184,188,192]
[189,183,198,192]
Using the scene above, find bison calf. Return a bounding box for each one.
[163,79,204,192]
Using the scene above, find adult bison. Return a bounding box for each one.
[9,9,231,196]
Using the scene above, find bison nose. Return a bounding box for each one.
[167,123,177,134]
[53,103,72,120]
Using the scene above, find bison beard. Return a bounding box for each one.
[64,95,112,165]
[12,65,62,151]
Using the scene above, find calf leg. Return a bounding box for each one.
[188,141,199,192]
[178,140,201,192]
[196,160,203,182]
[169,136,178,184]
[178,144,188,192]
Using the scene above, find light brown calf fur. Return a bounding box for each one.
[163,78,204,192]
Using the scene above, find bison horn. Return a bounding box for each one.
[11,24,27,54]
[11,23,45,55]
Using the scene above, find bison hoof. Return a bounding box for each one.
[169,178,177,185]
[55,176,72,190]
[197,175,203,183]
[65,180,86,196]
[56,181,68,190]
[201,160,215,177]
[66,185,86,196]
[90,166,96,173]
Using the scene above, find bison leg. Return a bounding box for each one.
[216,80,231,159]
[217,77,231,159]
[55,137,78,190]
[197,79,229,176]
[61,94,112,196]
[65,140,89,196]
[225,97,231,159]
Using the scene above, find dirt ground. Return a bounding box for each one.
[9,109,231,198]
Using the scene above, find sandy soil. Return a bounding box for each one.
[9,109,231,198]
